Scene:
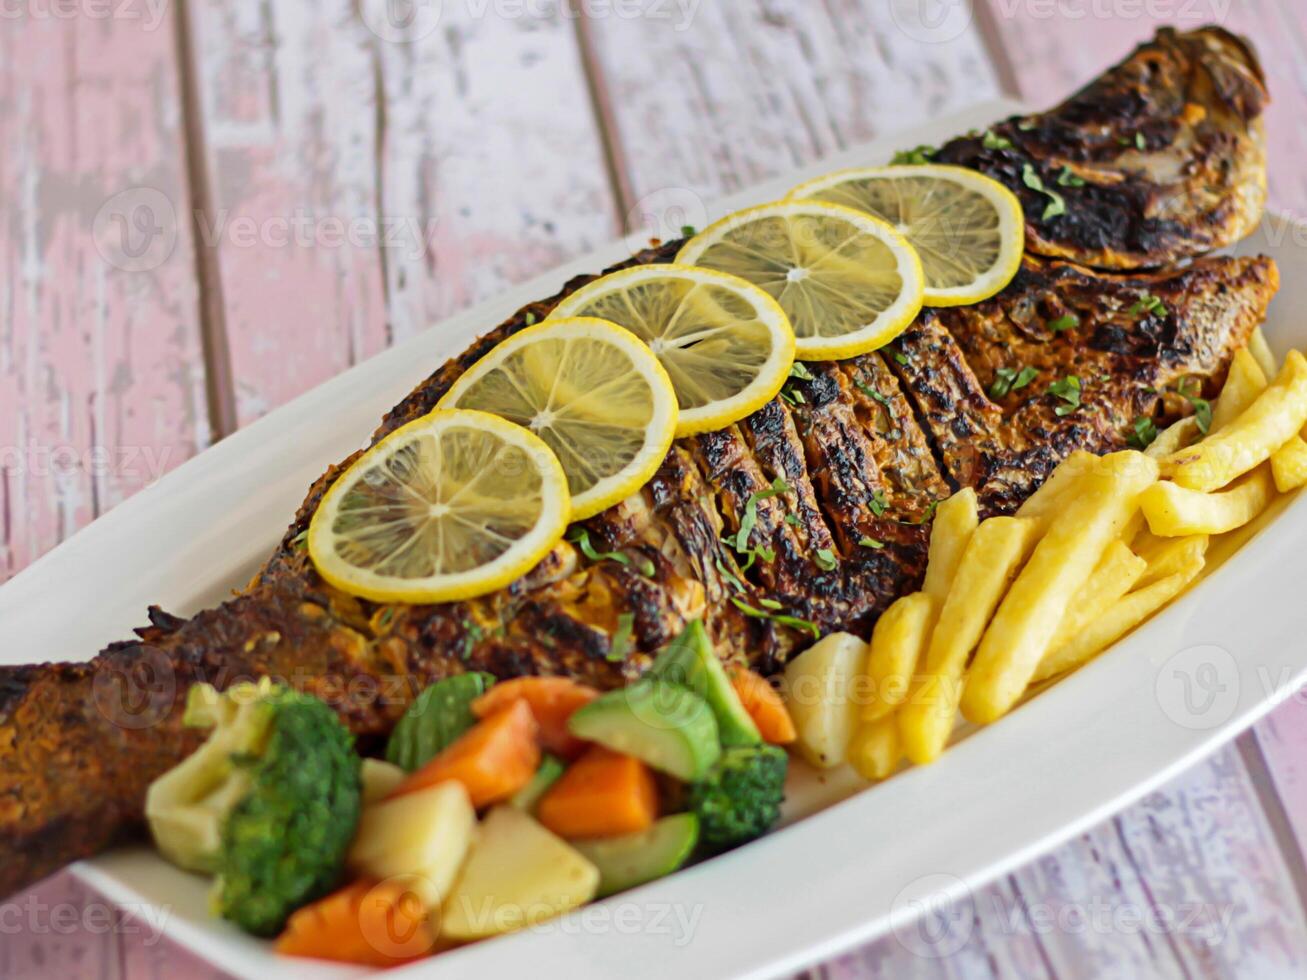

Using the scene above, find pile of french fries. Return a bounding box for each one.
[846,330,1307,780]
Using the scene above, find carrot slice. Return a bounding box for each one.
[536,746,658,839]
[392,699,540,807]
[472,676,599,758]
[275,878,435,966]
[731,670,798,745]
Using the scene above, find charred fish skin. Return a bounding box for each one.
[0,26,1280,900]
[936,26,1267,270]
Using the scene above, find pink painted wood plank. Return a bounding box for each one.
[0,9,210,581]
[584,0,1001,208]
[370,0,620,343]
[188,0,389,425]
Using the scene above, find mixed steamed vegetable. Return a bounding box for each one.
[146,621,796,966]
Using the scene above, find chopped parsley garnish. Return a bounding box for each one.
[566,528,652,576]
[891,144,938,165]
[607,613,635,662]
[758,598,784,611]
[1128,293,1167,318]
[1017,118,1038,131]
[789,362,815,381]
[1188,395,1213,434]
[989,365,1039,399]
[1135,132,1147,151]
[814,548,838,571]
[290,529,309,549]
[730,597,820,638]
[1022,163,1066,220]
[904,499,941,525]
[1056,166,1085,188]
[1128,415,1159,449]
[524,311,537,326]
[870,490,889,516]
[982,129,1013,150]
[780,383,806,405]
[894,352,910,366]
[858,536,885,549]
[725,478,792,560]
[459,619,485,660]
[854,380,893,411]
[1048,313,1080,333]
[1048,375,1082,416]
[784,513,801,527]
[681,224,697,238]
[376,607,395,628]
[715,556,747,594]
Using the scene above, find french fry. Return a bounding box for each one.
[1140,465,1276,536]
[1043,540,1148,657]
[1271,434,1307,492]
[1034,548,1206,681]
[847,717,901,781]
[961,451,1158,724]
[1146,416,1200,459]
[922,488,979,601]
[1210,347,1269,433]
[1249,327,1279,380]
[1132,534,1210,589]
[1165,351,1307,491]
[861,592,935,722]
[1016,451,1095,519]
[899,517,1038,764]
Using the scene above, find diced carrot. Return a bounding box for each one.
[275,878,435,966]
[536,746,658,839]
[392,699,540,807]
[731,669,798,745]
[471,676,600,758]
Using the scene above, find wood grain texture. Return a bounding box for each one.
[187,0,389,425]
[0,9,210,580]
[370,0,620,344]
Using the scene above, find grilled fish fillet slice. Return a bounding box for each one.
[0,26,1279,898]
[937,26,1267,269]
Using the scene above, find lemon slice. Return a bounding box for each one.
[308,409,570,604]
[548,265,796,436]
[676,200,924,360]
[789,165,1024,307]
[438,317,678,520]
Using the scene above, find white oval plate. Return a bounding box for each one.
[7,99,1307,979]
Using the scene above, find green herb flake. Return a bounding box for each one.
[1048,313,1080,333]
[730,597,820,638]
[1127,415,1159,450]
[989,365,1038,399]
[758,598,784,611]
[681,224,697,238]
[1048,375,1082,416]
[715,556,747,594]
[1188,396,1213,434]
[567,527,634,569]
[524,312,537,326]
[858,536,885,549]
[891,144,938,165]
[1056,166,1086,188]
[607,613,635,663]
[789,362,815,381]
[1021,163,1066,221]
[290,529,309,550]
[814,548,838,571]
[1017,118,1038,132]
[1135,132,1147,151]
[784,513,801,527]
[894,352,910,366]
[1128,293,1167,318]
[870,490,889,517]
[982,129,1013,150]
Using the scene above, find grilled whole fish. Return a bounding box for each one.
[0,27,1277,899]
[937,26,1266,269]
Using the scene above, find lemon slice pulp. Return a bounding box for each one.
[675,200,924,360]
[549,264,796,436]
[437,317,678,519]
[308,409,570,604]
[789,164,1024,307]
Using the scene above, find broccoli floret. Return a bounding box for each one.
[687,743,788,851]
[146,680,361,936]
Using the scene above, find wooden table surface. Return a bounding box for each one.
[4,2,1307,977]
